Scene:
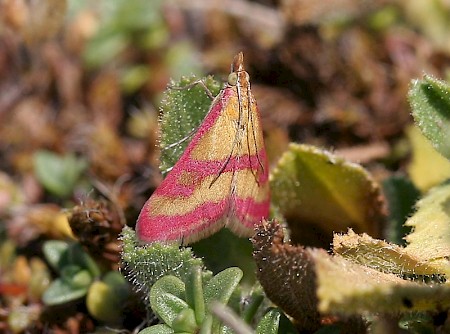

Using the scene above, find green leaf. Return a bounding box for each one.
[270,143,385,245]
[121,64,151,93]
[255,309,280,334]
[63,243,101,278]
[382,175,420,246]
[204,268,243,333]
[241,288,265,323]
[165,41,202,79]
[86,271,130,323]
[209,302,253,334]
[138,324,174,334]
[256,308,298,334]
[204,268,243,306]
[404,182,450,271]
[159,75,221,174]
[33,150,87,197]
[185,266,205,325]
[409,74,450,159]
[60,267,92,288]
[42,240,69,270]
[43,241,100,278]
[172,308,197,333]
[84,33,127,68]
[198,314,213,334]
[83,0,166,67]
[406,125,450,191]
[42,278,88,305]
[192,229,256,286]
[120,226,211,299]
[150,275,188,326]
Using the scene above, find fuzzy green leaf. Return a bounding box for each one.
[33,150,87,197]
[159,75,221,174]
[150,275,188,326]
[120,226,211,299]
[252,221,321,331]
[404,182,450,271]
[409,75,450,159]
[270,143,385,244]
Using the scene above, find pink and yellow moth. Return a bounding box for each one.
[136,52,269,244]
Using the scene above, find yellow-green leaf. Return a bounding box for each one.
[312,249,450,314]
[86,271,130,323]
[404,183,450,268]
[333,229,450,276]
[407,126,450,191]
[270,143,385,245]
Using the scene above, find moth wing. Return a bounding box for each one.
[136,89,237,244]
[228,101,270,235]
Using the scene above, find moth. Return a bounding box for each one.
[136,52,269,244]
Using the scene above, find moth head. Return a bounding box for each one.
[228,72,238,86]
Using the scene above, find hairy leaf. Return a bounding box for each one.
[159,75,221,174]
[404,182,450,270]
[333,229,450,275]
[409,74,450,159]
[252,221,321,331]
[120,226,211,299]
[312,248,450,314]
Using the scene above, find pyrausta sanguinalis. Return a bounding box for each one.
[136,52,269,244]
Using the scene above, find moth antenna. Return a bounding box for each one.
[169,79,215,100]
[161,127,197,151]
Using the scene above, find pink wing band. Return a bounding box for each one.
[138,198,229,242]
[157,152,269,197]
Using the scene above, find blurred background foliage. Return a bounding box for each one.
[1,0,450,332]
